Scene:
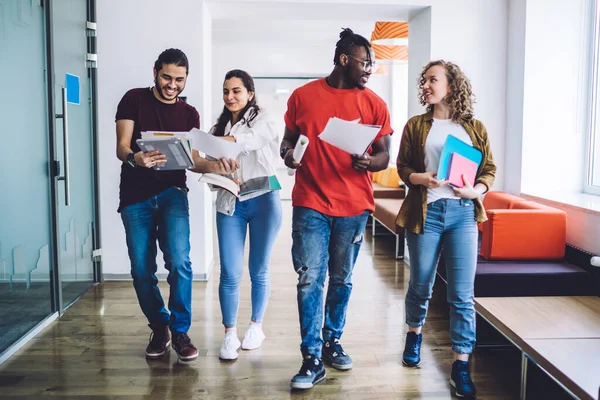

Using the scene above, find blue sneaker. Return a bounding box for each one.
[322,338,353,370]
[450,360,477,398]
[402,331,422,367]
[290,355,326,390]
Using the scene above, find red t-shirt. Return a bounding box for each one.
[284,78,393,216]
[115,87,200,211]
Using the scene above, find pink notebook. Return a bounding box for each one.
[447,152,478,188]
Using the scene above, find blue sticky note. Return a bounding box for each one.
[65,73,80,105]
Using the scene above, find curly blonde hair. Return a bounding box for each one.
[418,60,475,124]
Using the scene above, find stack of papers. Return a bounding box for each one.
[137,128,246,171]
[137,131,194,170]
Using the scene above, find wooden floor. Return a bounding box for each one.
[0,201,520,399]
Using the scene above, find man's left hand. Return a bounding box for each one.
[452,175,480,199]
[351,154,371,172]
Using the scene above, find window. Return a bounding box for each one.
[586,0,600,195]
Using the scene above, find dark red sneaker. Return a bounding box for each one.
[146,324,171,359]
[172,332,199,362]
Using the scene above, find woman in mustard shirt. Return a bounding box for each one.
[396,60,496,399]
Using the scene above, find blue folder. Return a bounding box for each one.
[437,134,482,180]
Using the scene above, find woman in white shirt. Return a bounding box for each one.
[211,70,282,360]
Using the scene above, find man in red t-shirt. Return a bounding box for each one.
[281,29,393,389]
[116,49,236,363]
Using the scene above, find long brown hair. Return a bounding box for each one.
[418,60,475,124]
[212,69,260,137]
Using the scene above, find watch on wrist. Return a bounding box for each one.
[280,146,292,160]
[126,152,137,168]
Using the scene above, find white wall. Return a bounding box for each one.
[97,0,214,279]
[390,62,409,161]
[408,7,432,119]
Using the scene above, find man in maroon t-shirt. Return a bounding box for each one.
[116,48,236,363]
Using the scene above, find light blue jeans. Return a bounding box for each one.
[291,206,370,358]
[120,187,192,333]
[405,198,478,354]
[216,191,282,327]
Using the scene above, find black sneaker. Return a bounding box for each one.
[290,355,326,390]
[145,324,171,359]
[322,338,353,370]
[450,360,477,398]
[172,332,199,363]
[402,331,422,367]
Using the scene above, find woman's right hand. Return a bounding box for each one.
[410,171,448,188]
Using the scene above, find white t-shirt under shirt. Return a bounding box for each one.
[424,118,473,204]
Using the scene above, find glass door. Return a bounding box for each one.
[0,0,55,353]
[50,0,97,309]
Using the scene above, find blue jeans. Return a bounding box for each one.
[120,187,192,333]
[291,206,369,358]
[217,191,282,327]
[405,198,478,354]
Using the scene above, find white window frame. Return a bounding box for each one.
[585,0,600,195]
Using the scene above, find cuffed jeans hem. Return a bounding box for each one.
[406,320,425,328]
[322,330,338,342]
[452,344,474,355]
[301,346,322,359]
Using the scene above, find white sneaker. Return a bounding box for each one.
[219,330,241,360]
[241,324,265,350]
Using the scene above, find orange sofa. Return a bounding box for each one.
[480,191,567,260]
[436,191,594,298]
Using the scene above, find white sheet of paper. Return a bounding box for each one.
[187,128,244,160]
[318,117,381,155]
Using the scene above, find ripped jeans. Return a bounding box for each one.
[291,206,370,358]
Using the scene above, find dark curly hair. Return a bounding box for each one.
[418,60,475,124]
[333,27,372,65]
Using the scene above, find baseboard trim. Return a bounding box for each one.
[0,313,58,366]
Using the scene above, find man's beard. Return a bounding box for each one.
[154,77,183,101]
[343,68,365,90]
